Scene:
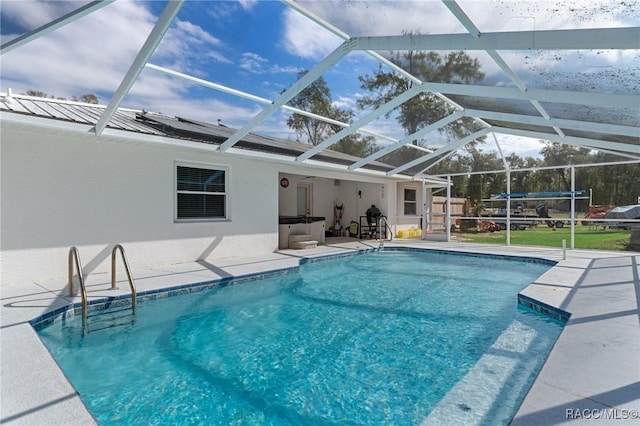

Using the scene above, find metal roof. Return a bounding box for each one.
[0,95,166,135]
[0,0,638,178]
[0,93,413,177]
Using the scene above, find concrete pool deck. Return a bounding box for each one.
[1,241,638,425]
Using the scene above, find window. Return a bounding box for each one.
[176,164,227,220]
[404,188,417,215]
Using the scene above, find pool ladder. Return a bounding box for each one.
[378,217,393,247]
[68,245,137,335]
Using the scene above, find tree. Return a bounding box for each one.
[286,71,334,146]
[23,90,98,103]
[460,149,505,201]
[316,102,376,158]
[285,70,376,157]
[578,153,640,206]
[358,36,486,154]
[427,152,471,197]
[23,90,52,98]
[507,154,542,194]
[73,94,99,104]
[539,142,591,190]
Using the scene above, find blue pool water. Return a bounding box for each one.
[36,250,564,425]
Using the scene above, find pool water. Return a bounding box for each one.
[37,250,563,425]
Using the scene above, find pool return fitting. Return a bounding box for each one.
[68,245,137,335]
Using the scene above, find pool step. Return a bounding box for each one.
[420,319,542,425]
[288,234,318,249]
[87,309,136,333]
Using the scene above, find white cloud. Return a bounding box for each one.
[292,1,465,38]
[173,20,223,49]
[239,52,268,74]
[238,0,259,11]
[270,64,302,74]
[332,95,357,111]
[205,51,234,66]
[282,9,343,60]
[256,111,300,141]
[1,1,154,98]
[0,0,82,31]
[153,15,230,74]
[492,134,545,159]
[204,2,239,22]
[240,54,302,76]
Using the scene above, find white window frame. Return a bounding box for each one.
[404,187,418,216]
[174,162,229,222]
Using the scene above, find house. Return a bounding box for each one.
[0,93,449,285]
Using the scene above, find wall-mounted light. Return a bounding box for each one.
[358,190,362,198]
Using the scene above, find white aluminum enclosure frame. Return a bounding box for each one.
[2,0,636,179]
[439,159,640,247]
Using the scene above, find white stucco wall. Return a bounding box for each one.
[0,122,280,284]
[1,117,413,285]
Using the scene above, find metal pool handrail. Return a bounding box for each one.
[378,216,393,247]
[111,244,137,314]
[68,246,88,330]
[68,245,138,335]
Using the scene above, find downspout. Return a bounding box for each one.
[571,166,576,249]
[421,180,428,239]
[506,169,511,246]
[446,176,452,242]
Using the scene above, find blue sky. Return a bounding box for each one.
[1,0,638,158]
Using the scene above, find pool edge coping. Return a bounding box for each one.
[29,264,302,329]
[30,246,564,330]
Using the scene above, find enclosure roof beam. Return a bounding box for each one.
[464,109,640,138]
[281,0,421,86]
[349,110,465,171]
[442,0,480,38]
[354,27,640,51]
[491,133,510,170]
[146,62,273,104]
[94,1,183,135]
[282,0,475,134]
[415,148,460,176]
[445,0,567,147]
[444,0,528,93]
[443,0,560,163]
[388,128,490,176]
[574,145,640,161]
[438,159,640,178]
[145,62,397,143]
[219,39,353,152]
[418,83,637,109]
[493,127,640,154]
[295,83,424,162]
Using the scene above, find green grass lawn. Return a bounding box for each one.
[455,225,631,251]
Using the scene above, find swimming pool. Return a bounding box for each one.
[36,249,563,425]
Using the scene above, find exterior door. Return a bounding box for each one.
[297,183,312,216]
